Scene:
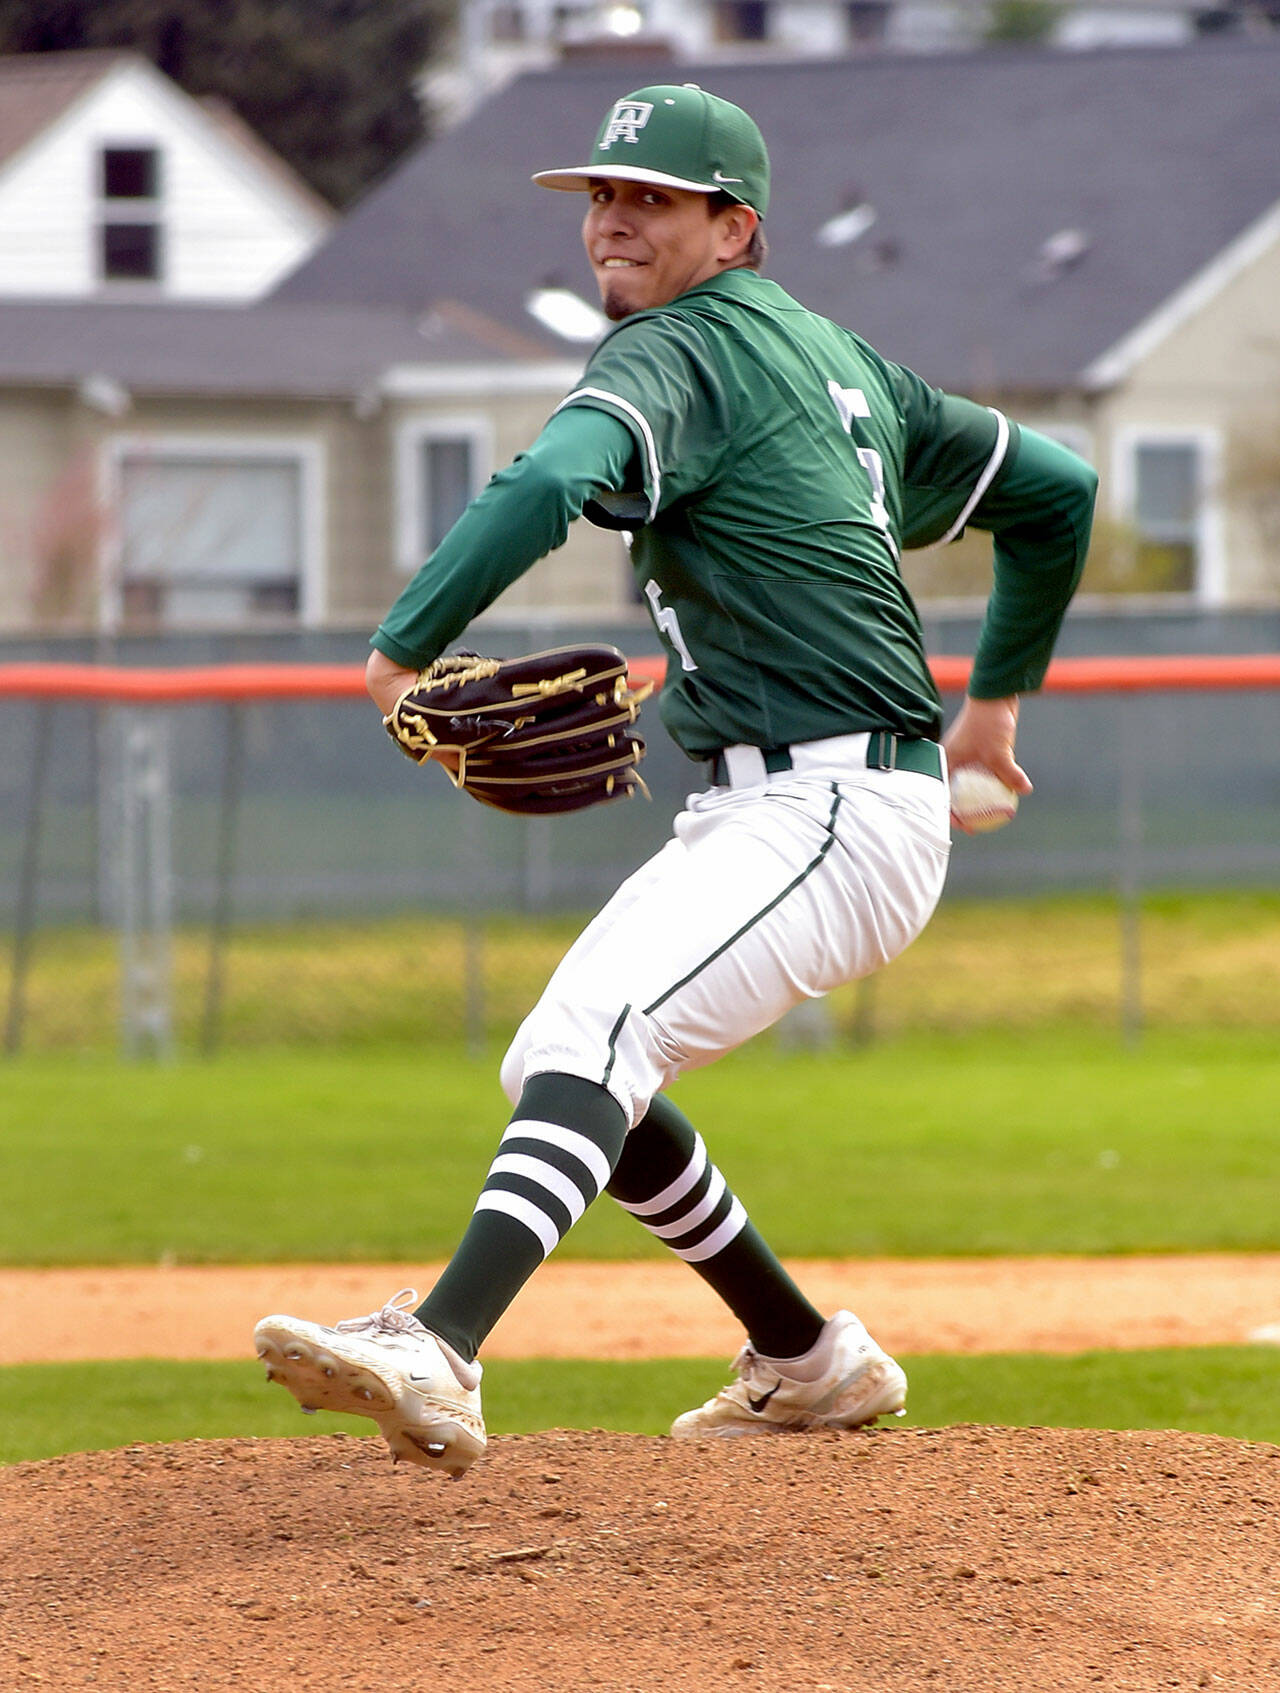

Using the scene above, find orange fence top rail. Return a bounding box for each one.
[1,652,1279,702]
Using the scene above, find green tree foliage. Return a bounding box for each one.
[984,0,1059,43]
[0,0,450,208]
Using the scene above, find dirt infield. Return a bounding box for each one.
[5,1425,1279,1692]
[4,1258,1279,1691]
[4,1253,1280,1364]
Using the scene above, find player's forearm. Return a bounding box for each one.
[967,428,1097,699]
[371,407,636,670]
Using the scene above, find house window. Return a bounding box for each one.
[1132,439,1200,591]
[714,2,770,41]
[846,0,891,45]
[420,437,476,555]
[490,5,526,39]
[98,143,162,285]
[102,146,159,199]
[113,448,313,627]
[102,222,161,281]
[396,419,490,571]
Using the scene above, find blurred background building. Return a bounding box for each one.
[427,0,1280,126]
[2,33,1278,640]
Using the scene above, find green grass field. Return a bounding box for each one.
[2,1029,1276,1263]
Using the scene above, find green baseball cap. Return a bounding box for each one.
[533,83,770,218]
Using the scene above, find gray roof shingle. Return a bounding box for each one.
[274,38,1280,393]
[0,298,555,397]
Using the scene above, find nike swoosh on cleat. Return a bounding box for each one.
[747,1383,780,1414]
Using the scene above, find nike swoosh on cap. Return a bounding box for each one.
[713,170,743,184]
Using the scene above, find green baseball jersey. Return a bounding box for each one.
[373,268,1094,759]
[559,268,1017,754]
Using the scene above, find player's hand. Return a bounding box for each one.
[365,650,419,717]
[942,695,1032,795]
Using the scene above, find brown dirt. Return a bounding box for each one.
[4,1259,1279,1691]
[5,1252,1280,1364]
[4,1426,1278,1692]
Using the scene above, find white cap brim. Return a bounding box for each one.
[532,163,725,195]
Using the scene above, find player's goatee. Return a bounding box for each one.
[602,290,636,321]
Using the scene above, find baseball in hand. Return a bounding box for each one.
[948,766,1020,833]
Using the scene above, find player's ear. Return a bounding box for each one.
[715,202,758,264]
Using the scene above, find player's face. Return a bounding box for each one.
[582,178,748,320]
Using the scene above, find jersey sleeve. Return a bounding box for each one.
[555,314,731,519]
[891,361,1097,698]
[965,426,1098,697]
[892,364,1016,551]
[371,404,636,669]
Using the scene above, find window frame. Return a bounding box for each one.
[96,140,165,288]
[98,433,326,632]
[393,413,493,574]
[1112,425,1225,604]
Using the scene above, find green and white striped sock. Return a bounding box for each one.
[415,1071,627,1363]
[608,1093,826,1360]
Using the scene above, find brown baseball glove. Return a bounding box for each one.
[382,645,653,816]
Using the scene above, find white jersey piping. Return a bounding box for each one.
[554,387,662,520]
[932,407,1011,548]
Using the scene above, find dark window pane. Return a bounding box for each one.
[714,2,769,40]
[102,222,160,281]
[250,581,301,615]
[1135,443,1197,536]
[421,438,475,553]
[847,0,890,43]
[102,147,159,199]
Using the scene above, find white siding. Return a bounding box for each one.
[0,59,329,301]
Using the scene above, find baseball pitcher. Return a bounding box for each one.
[256,84,1096,1476]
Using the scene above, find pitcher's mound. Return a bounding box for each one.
[4,1425,1277,1692]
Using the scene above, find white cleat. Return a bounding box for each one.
[254,1287,485,1478]
[671,1310,907,1439]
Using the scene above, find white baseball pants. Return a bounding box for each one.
[500,736,951,1127]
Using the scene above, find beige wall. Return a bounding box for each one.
[0,389,93,628]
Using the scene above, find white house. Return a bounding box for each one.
[424,0,1257,127]
[0,49,333,302]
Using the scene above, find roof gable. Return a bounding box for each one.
[275,38,1280,393]
[0,48,328,225]
[0,48,132,171]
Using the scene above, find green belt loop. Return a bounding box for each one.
[867,733,943,781]
[866,730,894,770]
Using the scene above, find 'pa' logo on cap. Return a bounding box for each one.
[599,100,653,149]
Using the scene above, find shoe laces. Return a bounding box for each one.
[731,1343,776,1391]
[336,1287,425,1339]
[335,1288,483,1391]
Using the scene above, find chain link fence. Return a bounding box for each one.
[3,625,1279,1057]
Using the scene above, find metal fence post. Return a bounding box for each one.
[202,702,245,1056]
[1117,694,1144,1046]
[109,707,175,1061]
[5,700,55,1056]
[463,798,487,1057]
